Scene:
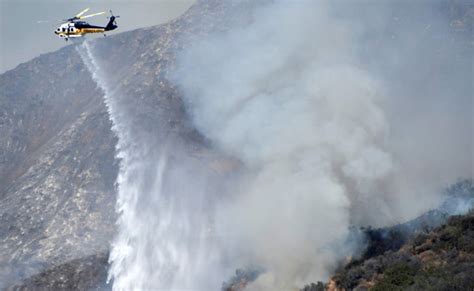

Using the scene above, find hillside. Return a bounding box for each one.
[1,0,472,289]
[1,0,241,288]
[330,211,474,290]
[300,180,474,291]
[0,43,118,288]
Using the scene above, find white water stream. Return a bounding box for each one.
[77,40,223,291]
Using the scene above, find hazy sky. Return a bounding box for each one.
[0,0,195,73]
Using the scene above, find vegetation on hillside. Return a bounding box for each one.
[302,179,474,291]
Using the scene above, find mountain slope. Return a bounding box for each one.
[330,210,474,291]
[0,45,119,287]
[299,180,474,291]
[1,0,472,289]
[1,0,240,288]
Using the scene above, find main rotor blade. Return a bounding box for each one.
[75,8,90,18]
[80,12,106,19]
[37,19,62,26]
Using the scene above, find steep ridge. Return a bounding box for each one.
[77,1,252,289]
[11,253,109,290]
[1,0,472,289]
[0,46,107,195]
[1,0,243,289]
[329,211,474,290]
[0,46,118,287]
[300,180,474,291]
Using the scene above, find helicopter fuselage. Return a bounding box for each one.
[54,16,117,41]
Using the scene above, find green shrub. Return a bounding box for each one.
[371,263,417,290]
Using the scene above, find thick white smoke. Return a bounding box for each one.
[77,0,471,289]
[173,0,472,289]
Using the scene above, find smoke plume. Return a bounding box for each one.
[172,0,472,289]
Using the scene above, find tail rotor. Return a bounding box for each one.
[108,10,120,25]
[105,10,119,31]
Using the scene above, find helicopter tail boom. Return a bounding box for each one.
[105,16,118,31]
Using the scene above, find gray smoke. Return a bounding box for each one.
[172,0,472,289]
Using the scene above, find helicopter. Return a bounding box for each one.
[54,8,119,41]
